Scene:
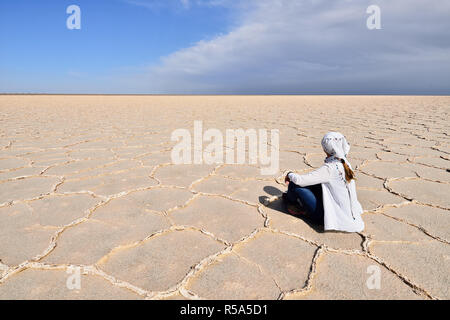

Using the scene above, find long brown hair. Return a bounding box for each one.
[340,158,355,183]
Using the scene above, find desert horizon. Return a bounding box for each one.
[1,94,449,300]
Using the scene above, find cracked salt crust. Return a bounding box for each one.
[0,95,449,300]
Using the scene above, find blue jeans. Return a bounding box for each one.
[286,182,324,224]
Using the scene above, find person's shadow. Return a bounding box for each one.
[259,185,325,233]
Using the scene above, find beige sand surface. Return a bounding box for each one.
[0,95,449,300]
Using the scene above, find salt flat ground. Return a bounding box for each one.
[0,95,449,300]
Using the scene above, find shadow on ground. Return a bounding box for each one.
[260,185,325,233]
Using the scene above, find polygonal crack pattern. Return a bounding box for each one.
[0,95,449,300]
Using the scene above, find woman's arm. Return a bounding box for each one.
[287,165,332,187]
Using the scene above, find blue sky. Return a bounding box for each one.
[1,0,449,94]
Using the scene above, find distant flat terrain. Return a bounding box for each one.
[0,95,449,300]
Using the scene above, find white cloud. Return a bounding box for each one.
[128,0,450,94]
[180,0,190,9]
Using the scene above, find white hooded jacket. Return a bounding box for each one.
[288,132,364,232]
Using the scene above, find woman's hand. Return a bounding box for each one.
[285,172,292,185]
